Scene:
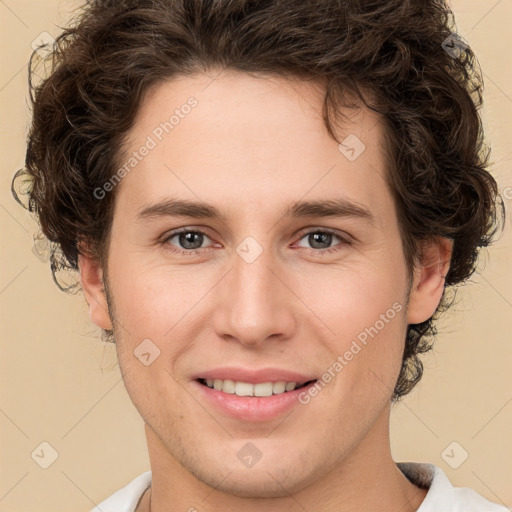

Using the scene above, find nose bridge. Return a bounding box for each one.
[214,234,295,346]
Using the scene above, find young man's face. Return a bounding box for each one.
[81,70,447,498]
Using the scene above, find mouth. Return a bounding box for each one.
[192,367,320,421]
[197,378,317,397]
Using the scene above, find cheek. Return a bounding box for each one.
[109,260,212,335]
[297,261,408,399]
[107,260,220,382]
[296,260,407,341]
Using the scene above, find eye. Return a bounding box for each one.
[160,227,351,257]
[294,229,351,255]
[162,228,215,255]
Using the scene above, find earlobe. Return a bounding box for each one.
[78,246,113,331]
[406,237,453,324]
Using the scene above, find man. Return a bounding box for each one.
[15,0,506,510]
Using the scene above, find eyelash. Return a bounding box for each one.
[160,227,351,257]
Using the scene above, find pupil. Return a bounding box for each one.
[310,232,331,249]
[180,232,202,249]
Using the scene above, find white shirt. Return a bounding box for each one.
[89,462,509,512]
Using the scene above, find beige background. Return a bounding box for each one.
[1,1,511,510]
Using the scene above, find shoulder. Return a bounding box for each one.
[398,462,508,512]
[89,470,152,512]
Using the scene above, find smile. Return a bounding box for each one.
[198,378,315,397]
[194,378,319,422]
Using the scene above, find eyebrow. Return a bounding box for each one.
[136,197,374,225]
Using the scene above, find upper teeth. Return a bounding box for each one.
[205,379,299,397]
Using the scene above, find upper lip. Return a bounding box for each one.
[194,367,317,385]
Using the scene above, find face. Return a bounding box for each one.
[80,69,448,498]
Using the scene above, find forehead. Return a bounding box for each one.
[114,69,392,225]
[128,69,384,156]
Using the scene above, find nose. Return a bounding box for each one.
[211,238,297,348]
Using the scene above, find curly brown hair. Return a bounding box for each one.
[12,0,504,401]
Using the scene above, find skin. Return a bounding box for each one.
[79,69,452,511]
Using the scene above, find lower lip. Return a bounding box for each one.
[193,380,317,422]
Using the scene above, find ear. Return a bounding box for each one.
[77,242,113,330]
[406,236,453,324]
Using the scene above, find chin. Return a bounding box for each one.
[199,468,306,499]
[184,445,322,499]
